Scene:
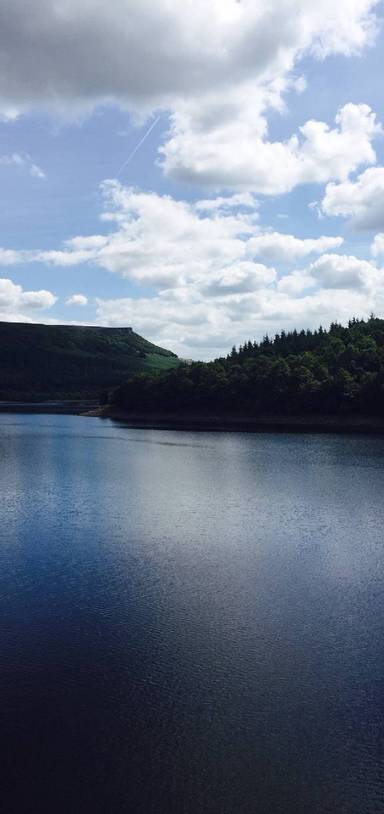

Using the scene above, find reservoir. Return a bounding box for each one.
[1,414,383,813]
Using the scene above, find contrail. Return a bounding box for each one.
[117,116,161,176]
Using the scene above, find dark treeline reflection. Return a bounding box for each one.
[113,317,384,416]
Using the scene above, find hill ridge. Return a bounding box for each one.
[0,321,178,400]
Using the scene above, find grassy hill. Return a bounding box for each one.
[0,322,179,400]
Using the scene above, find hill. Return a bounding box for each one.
[0,322,179,400]
[112,317,384,419]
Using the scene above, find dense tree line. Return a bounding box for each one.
[112,317,384,416]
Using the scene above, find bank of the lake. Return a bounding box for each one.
[2,402,383,433]
[0,400,99,414]
[94,406,384,434]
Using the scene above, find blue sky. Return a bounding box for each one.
[0,0,384,358]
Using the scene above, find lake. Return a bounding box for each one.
[1,414,383,813]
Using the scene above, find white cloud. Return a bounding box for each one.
[29,163,46,180]
[0,278,56,321]
[0,0,376,111]
[277,270,315,295]
[85,191,384,357]
[195,192,257,212]
[5,182,342,293]
[29,183,345,288]
[293,76,307,94]
[65,235,108,250]
[162,102,380,193]
[95,277,384,360]
[248,232,344,263]
[66,293,88,306]
[0,181,382,358]
[0,152,45,178]
[371,233,384,257]
[202,262,276,297]
[0,0,379,195]
[0,108,19,122]
[21,290,56,309]
[92,237,384,358]
[0,248,30,265]
[37,249,93,267]
[308,253,382,290]
[321,167,384,230]
[30,182,263,288]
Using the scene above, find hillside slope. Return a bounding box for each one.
[0,322,179,400]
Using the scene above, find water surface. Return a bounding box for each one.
[1,414,383,813]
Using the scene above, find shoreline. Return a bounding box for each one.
[0,400,99,414]
[92,407,384,434]
[1,402,383,433]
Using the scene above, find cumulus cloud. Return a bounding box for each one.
[275,253,383,296]
[82,190,384,356]
[95,279,384,360]
[0,180,381,357]
[321,167,384,230]
[0,0,379,196]
[65,293,88,306]
[162,102,380,193]
[0,278,56,321]
[30,182,264,288]
[248,232,344,263]
[0,0,377,111]
[308,253,382,290]
[277,270,315,295]
[0,181,344,291]
[86,209,383,356]
[202,262,276,297]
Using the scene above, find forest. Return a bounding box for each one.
[112,317,384,417]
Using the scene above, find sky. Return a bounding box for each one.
[1,0,384,359]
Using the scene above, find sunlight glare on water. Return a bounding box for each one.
[0,414,384,813]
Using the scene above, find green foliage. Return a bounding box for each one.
[0,322,179,400]
[113,317,384,417]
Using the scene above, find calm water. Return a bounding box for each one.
[1,414,384,813]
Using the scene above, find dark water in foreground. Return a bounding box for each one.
[1,415,384,814]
